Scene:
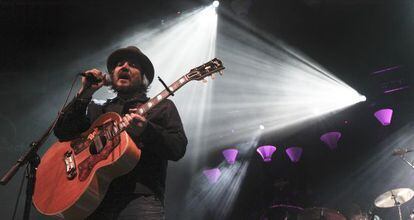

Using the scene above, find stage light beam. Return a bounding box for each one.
[198,17,367,146]
[213,1,220,8]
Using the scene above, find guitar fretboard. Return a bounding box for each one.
[136,75,190,116]
[106,57,224,139]
[106,75,191,138]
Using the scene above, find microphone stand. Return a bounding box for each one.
[0,80,84,219]
[0,115,60,219]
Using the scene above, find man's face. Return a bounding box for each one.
[111,60,144,93]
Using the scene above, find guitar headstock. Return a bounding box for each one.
[186,58,225,82]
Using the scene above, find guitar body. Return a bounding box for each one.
[33,112,141,220]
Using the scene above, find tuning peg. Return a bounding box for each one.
[211,73,216,80]
[202,78,208,83]
[219,70,224,75]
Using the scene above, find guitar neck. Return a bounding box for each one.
[131,57,224,116]
[97,58,223,143]
[136,75,190,116]
[108,75,190,138]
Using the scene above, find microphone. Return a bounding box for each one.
[392,148,414,156]
[79,72,111,86]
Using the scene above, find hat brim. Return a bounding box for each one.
[107,47,154,84]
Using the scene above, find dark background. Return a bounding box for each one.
[1,0,414,219]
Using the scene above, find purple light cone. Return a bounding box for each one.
[256,145,277,162]
[203,168,221,183]
[374,108,393,126]
[320,132,342,150]
[222,148,238,164]
[285,147,303,162]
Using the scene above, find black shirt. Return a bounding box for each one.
[54,93,188,202]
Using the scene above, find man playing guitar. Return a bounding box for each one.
[54,46,188,219]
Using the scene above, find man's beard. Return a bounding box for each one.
[111,80,148,95]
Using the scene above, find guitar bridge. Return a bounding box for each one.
[64,150,77,180]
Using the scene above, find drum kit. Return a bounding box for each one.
[262,148,414,219]
[264,204,348,220]
[264,187,414,219]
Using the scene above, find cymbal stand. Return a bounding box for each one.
[397,204,402,220]
[398,154,414,169]
[396,154,414,220]
[391,191,403,220]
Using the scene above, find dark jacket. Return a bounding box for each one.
[54,93,188,202]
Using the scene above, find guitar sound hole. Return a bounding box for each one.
[89,134,108,155]
[89,143,97,155]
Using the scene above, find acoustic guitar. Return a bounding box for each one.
[33,58,224,219]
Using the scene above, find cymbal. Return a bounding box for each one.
[375,188,414,208]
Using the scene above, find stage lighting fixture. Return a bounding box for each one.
[285,147,303,162]
[259,125,265,130]
[222,148,238,164]
[361,95,367,102]
[203,168,221,183]
[256,145,277,162]
[374,108,393,126]
[213,0,220,8]
[320,131,342,150]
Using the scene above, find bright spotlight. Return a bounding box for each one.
[213,0,220,8]
[259,124,265,130]
[361,95,367,102]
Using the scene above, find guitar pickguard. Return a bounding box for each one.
[77,134,121,181]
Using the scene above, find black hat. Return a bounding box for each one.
[107,46,154,84]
